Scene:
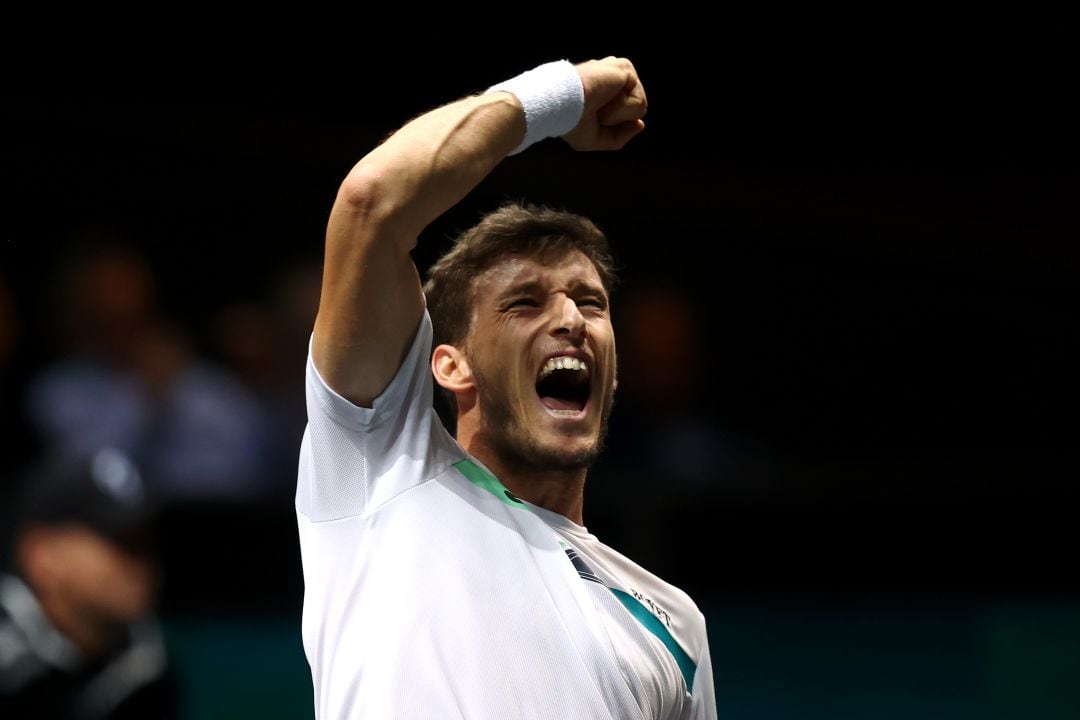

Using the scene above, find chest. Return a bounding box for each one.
[558,539,692,720]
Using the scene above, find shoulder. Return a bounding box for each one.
[0,575,74,694]
[0,604,56,705]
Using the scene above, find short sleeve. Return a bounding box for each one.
[295,311,462,521]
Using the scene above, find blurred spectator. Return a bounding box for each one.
[0,446,177,719]
[209,259,322,497]
[267,260,323,449]
[588,281,775,568]
[614,280,775,487]
[24,236,278,504]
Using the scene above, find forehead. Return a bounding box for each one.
[475,250,605,297]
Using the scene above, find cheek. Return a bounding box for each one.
[50,544,111,599]
[478,337,531,386]
[73,542,121,582]
[69,538,146,589]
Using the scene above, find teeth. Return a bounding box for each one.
[538,356,590,381]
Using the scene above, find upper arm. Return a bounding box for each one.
[312,171,426,408]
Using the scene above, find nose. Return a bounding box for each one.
[552,294,587,342]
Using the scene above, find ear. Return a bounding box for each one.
[432,344,475,394]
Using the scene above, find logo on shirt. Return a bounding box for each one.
[563,548,674,630]
[628,588,672,629]
[564,547,604,585]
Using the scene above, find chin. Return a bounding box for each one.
[533,449,598,473]
[518,430,605,472]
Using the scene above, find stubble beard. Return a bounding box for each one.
[472,363,614,474]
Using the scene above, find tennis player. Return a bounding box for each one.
[297,56,717,719]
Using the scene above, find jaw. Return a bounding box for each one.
[465,349,613,469]
[464,379,608,476]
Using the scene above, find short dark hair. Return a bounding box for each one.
[423,201,618,428]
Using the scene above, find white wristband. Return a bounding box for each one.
[486,59,585,156]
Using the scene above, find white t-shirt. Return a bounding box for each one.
[296,311,717,719]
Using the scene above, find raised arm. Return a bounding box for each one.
[312,57,647,406]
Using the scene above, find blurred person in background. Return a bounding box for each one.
[24,234,278,504]
[589,281,776,570]
[0,446,176,719]
[210,259,324,499]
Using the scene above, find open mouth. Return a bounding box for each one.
[536,356,591,415]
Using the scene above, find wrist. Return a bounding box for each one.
[485,60,584,156]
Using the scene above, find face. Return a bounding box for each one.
[461,249,617,471]
[37,525,159,622]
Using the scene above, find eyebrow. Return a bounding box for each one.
[495,279,607,303]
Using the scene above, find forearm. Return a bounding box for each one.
[337,92,525,245]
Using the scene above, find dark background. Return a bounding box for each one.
[4,33,1078,717]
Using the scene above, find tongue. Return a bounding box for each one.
[541,396,584,412]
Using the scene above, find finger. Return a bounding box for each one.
[613,58,647,110]
[626,72,647,112]
[597,94,648,126]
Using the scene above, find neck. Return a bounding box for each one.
[459,424,588,525]
[479,448,587,525]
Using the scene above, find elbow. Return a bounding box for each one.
[337,165,389,219]
[335,166,416,252]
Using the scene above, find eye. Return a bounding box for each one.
[508,298,540,309]
[578,297,606,309]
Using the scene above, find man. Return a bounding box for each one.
[0,447,176,719]
[297,56,717,718]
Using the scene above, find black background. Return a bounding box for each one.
[5,31,1078,615]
